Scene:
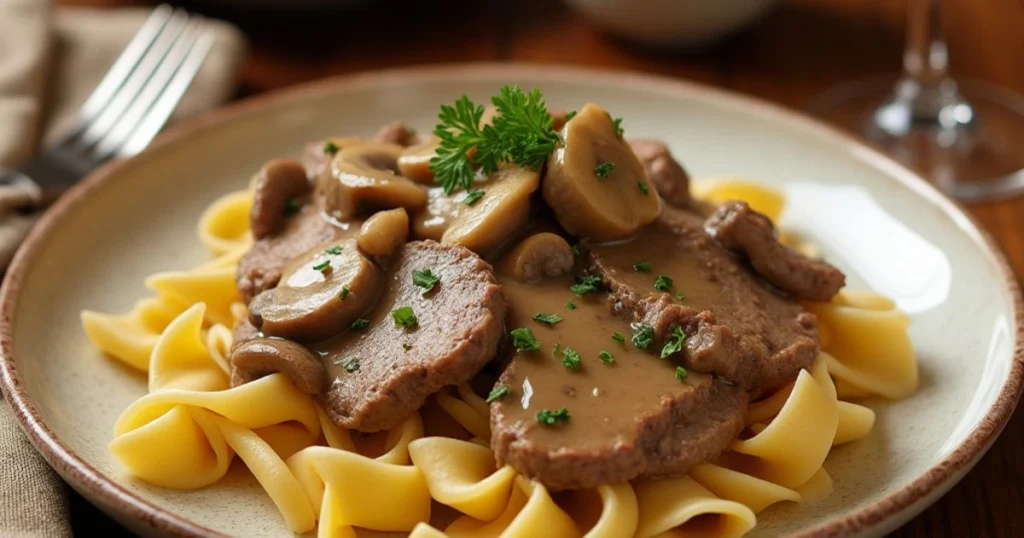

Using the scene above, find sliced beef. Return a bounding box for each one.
[705,200,846,302]
[589,206,819,390]
[300,141,333,184]
[236,209,346,302]
[629,139,691,208]
[312,241,506,432]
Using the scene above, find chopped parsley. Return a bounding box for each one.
[511,327,541,352]
[351,318,370,330]
[571,242,582,257]
[324,245,344,255]
[611,332,626,343]
[631,323,654,350]
[637,180,649,196]
[594,161,615,178]
[599,350,615,364]
[654,275,673,291]
[566,301,577,310]
[337,357,360,373]
[675,291,686,301]
[412,268,440,295]
[402,342,413,352]
[313,260,331,273]
[561,346,581,371]
[486,385,510,403]
[535,407,570,424]
[613,117,624,137]
[569,274,603,296]
[633,261,651,272]
[661,326,687,359]
[463,188,486,206]
[338,286,350,301]
[323,140,339,155]
[532,313,563,325]
[675,366,689,381]
[391,306,418,329]
[564,110,577,122]
[285,197,302,215]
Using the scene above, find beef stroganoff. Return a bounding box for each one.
[82,87,917,537]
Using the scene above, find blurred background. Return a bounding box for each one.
[9,0,1024,536]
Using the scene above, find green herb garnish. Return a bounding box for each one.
[675,366,689,381]
[391,306,418,329]
[654,275,673,291]
[486,385,510,403]
[324,245,344,255]
[569,274,603,296]
[637,180,649,196]
[412,269,440,295]
[613,117,624,137]
[429,87,559,194]
[313,260,331,273]
[661,326,687,359]
[285,197,302,215]
[632,324,654,350]
[599,350,615,364]
[323,140,339,155]
[633,261,651,272]
[594,161,615,178]
[511,327,541,352]
[535,407,570,424]
[351,318,370,330]
[337,357,359,373]
[566,301,577,310]
[611,332,626,343]
[402,342,413,352]
[561,346,581,371]
[463,188,486,206]
[338,286,350,301]
[675,292,686,301]
[564,110,577,122]
[571,242,582,257]
[532,313,563,325]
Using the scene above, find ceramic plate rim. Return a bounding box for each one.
[1,63,1022,538]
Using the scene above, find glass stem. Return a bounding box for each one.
[902,0,951,88]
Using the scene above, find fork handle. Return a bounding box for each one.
[0,167,48,210]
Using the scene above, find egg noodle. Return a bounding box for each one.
[81,180,917,538]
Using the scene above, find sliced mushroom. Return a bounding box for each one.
[230,338,326,394]
[442,165,541,257]
[249,238,382,342]
[319,142,428,220]
[357,207,409,257]
[500,232,575,282]
[543,103,662,240]
[397,137,440,184]
[250,159,313,240]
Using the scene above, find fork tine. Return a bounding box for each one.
[72,9,190,151]
[118,29,215,157]
[93,18,205,159]
[62,4,174,142]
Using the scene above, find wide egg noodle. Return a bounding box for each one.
[84,180,921,537]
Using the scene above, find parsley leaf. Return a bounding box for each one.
[412,269,440,295]
[594,161,615,178]
[569,274,603,296]
[313,260,331,273]
[633,261,651,272]
[565,301,577,310]
[675,366,689,381]
[351,318,370,330]
[402,342,413,352]
[285,197,302,215]
[323,140,339,155]
[511,327,541,352]
[338,286,350,301]
[536,407,570,424]
[486,385,510,403]
[324,245,344,255]
[613,117,624,137]
[571,242,582,257]
[464,188,486,206]
[564,110,577,122]
[532,313,563,325]
[561,346,581,371]
[631,323,654,350]
[337,357,359,373]
[599,350,615,364]
[391,306,418,329]
[637,180,650,196]
[654,275,673,291]
[611,332,626,343]
[661,326,687,359]
[675,291,686,301]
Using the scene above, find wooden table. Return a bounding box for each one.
[59,0,1024,536]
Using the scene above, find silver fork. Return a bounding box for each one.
[0,4,214,199]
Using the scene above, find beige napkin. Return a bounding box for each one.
[0,1,245,536]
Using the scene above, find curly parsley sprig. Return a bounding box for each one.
[429,86,560,194]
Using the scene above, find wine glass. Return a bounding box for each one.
[807,0,1024,202]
